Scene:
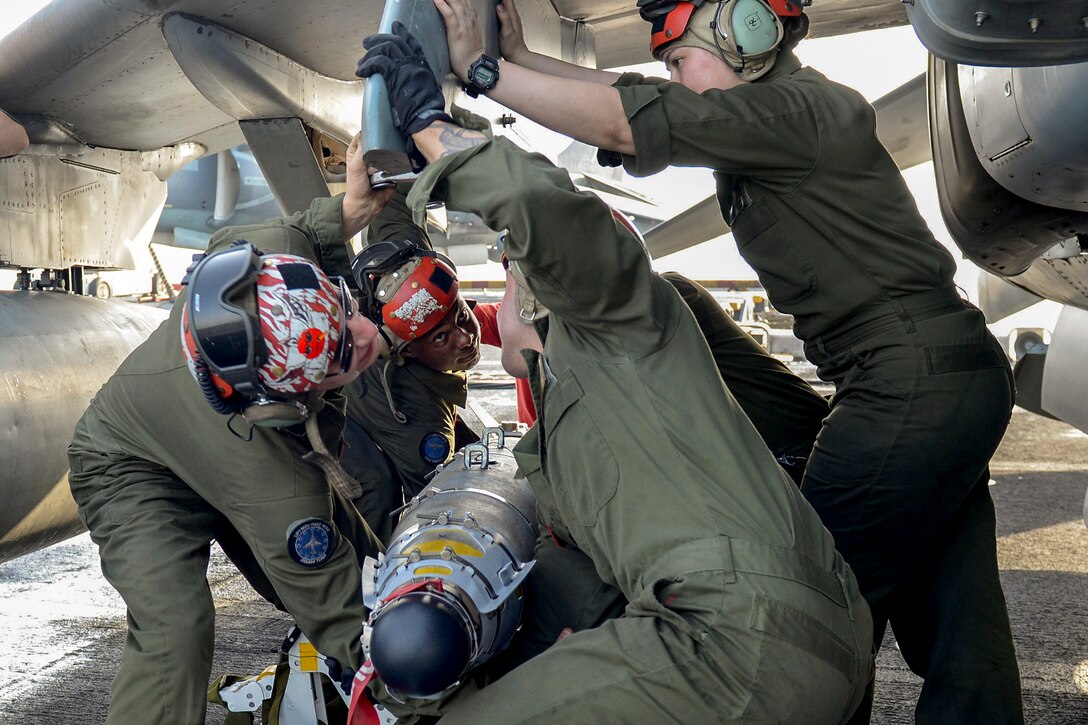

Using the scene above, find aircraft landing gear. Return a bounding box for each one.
[13,267,84,294]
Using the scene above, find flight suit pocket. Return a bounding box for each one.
[734,198,818,305]
[839,348,911,402]
[543,373,619,527]
[750,594,856,677]
[741,594,858,721]
[632,537,734,641]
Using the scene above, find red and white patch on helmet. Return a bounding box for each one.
[255,255,343,394]
[392,288,442,333]
[298,328,327,359]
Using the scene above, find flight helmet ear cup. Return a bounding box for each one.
[723,0,782,56]
[649,0,786,81]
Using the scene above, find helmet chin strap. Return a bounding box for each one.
[302,401,364,500]
[379,358,409,425]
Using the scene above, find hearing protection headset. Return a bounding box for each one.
[641,0,803,80]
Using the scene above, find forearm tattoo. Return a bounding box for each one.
[435,123,486,157]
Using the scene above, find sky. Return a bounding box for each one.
[0,2,1060,332]
[0,0,51,39]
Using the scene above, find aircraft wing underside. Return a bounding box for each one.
[0,0,908,155]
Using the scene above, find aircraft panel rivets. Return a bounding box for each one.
[1028,17,1040,34]
[975,12,989,28]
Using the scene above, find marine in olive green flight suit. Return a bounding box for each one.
[495,271,830,677]
[608,46,1022,722]
[67,196,381,725]
[398,134,872,723]
[342,363,467,540]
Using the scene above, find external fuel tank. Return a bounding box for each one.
[0,291,166,563]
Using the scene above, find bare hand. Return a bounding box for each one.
[343,134,396,237]
[433,0,486,81]
[496,0,529,63]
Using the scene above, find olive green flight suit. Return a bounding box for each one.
[610,50,1022,722]
[67,196,381,725]
[399,136,872,723]
[342,363,467,540]
[492,273,830,678]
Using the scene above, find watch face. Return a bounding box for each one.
[470,57,499,91]
[476,68,497,85]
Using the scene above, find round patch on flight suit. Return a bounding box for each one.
[419,432,451,466]
[286,518,338,568]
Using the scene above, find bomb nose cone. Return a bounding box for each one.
[369,594,472,698]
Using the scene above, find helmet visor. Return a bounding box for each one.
[334,275,355,375]
[188,244,263,391]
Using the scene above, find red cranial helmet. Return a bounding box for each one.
[643,0,797,80]
[351,240,459,361]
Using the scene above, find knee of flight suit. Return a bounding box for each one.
[228,493,367,669]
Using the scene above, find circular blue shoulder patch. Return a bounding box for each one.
[286,518,337,568]
[419,432,451,465]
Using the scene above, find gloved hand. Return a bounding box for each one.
[357,21,454,138]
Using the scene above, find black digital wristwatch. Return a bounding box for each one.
[464,54,500,98]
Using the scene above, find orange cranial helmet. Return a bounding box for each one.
[642,0,798,80]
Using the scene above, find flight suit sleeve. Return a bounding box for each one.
[407,138,666,350]
[206,195,354,278]
[610,73,819,181]
[365,185,431,250]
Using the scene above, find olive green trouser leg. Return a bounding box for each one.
[844,474,1023,725]
[73,454,220,725]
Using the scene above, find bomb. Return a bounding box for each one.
[361,429,538,698]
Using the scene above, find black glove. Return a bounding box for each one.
[357,21,454,137]
[596,147,623,168]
